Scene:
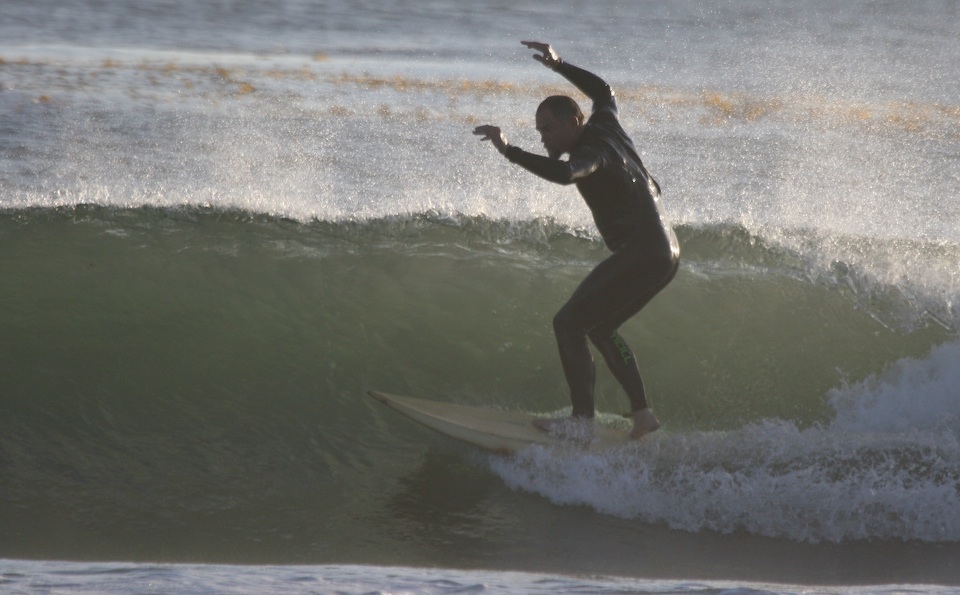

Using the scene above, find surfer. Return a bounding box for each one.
[473,41,680,440]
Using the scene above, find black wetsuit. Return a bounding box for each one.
[504,60,680,418]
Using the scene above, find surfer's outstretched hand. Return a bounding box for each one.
[521,40,561,69]
[472,124,508,154]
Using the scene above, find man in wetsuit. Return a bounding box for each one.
[473,41,680,440]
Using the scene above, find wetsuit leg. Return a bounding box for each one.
[553,244,678,417]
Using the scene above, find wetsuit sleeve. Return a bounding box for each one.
[552,60,614,112]
[504,144,603,185]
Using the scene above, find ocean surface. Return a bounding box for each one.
[2,0,960,593]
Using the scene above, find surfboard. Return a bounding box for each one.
[368,391,629,454]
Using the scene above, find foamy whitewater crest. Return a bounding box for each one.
[488,376,960,543]
[829,339,960,435]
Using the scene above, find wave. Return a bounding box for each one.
[1,205,957,553]
[2,205,953,422]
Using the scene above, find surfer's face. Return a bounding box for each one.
[535,108,580,159]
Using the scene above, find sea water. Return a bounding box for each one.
[2,0,959,592]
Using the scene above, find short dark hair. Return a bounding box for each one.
[537,95,584,126]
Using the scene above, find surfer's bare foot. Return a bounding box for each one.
[532,416,595,443]
[630,408,660,440]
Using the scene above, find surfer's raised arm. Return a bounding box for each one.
[521,40,614,110]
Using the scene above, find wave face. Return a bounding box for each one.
[1,206,957,559]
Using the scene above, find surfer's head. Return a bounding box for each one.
[535,95,584,159]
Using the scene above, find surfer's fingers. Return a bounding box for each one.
[472,125,500,139]
[521,40,559,66]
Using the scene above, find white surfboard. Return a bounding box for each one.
[368,391,629,454]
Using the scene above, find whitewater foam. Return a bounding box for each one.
[489,342,960,544]
[829,340,960,435]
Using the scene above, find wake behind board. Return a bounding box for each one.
[368,391,629,454]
